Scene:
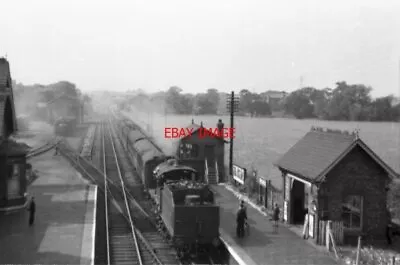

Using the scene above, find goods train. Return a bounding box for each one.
[111,111,221,255]
[54,116,77,136]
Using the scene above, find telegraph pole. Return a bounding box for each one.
[226,91,239,177]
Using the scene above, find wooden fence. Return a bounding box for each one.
[317,220,344,246]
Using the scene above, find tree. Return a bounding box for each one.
[239,89,253,115]
[284,87,315,119]
[194,89,220,115]
[325,82,372,121]
[368,96,397,121]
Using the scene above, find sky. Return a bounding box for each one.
[1,0,400,98]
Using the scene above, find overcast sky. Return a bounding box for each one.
[1,0,400,97]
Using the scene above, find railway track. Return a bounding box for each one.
[56,119,215,264]
[103,122,181,265]
[107,120,182,265]
[103,122,157,265]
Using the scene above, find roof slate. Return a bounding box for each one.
[275,127,400,181]
[274,128,356,181]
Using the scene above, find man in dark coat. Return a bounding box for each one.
[236,203,247,238]
[28,197,36,226]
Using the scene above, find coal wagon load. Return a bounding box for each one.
[159,180,220,253]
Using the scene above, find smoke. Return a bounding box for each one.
[13,83,43,118]
[118,90,180,155]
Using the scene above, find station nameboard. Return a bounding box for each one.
[233,165,246,185]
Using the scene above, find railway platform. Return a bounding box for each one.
[0,150,97,265]
[211,184,340,265]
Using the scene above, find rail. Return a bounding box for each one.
[105,122,144,265]
[56,136,162,264]
[205,159,209,184]
[102,123,111,265]
[215,160,219,183]
[107,119,166,265]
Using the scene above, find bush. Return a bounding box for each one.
[346,246,399,265]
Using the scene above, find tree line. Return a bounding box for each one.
[120,81,400,122]
[13,80,93,123]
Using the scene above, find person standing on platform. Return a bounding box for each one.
[236,203,247,238]
[273,203,280,231]
[28,197,36,226]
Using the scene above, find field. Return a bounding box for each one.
[122,110,400,189]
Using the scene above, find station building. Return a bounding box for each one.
[0,58,30,211]
[275,127,399,244]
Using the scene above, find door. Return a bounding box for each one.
[204,145,215,166]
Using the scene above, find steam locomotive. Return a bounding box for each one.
[54,116,77,136]
[111,111,221,255]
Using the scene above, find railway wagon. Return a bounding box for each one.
[114,114,166,189]
[159,180,220,251]
[132,139,165,189]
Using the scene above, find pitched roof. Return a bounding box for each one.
[274,127,399,182]
[0,58,11,88]
[181,122,228,143]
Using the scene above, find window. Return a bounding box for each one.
[342,195,363,229]
[179,143,199,159]
[8,164,21,199]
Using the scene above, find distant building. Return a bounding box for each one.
[391,97,400,107]
[0,58,30,211]
[275,127,399,245]
[260,90,288,110]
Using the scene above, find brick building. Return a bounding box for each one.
[275,127,399,244]
[0,58,30,211]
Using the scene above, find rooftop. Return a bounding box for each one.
[274,126,399,182]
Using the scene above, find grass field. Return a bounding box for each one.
[122,110,400,189]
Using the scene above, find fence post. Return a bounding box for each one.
[326,220,331,251]
[355,236,362,265]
